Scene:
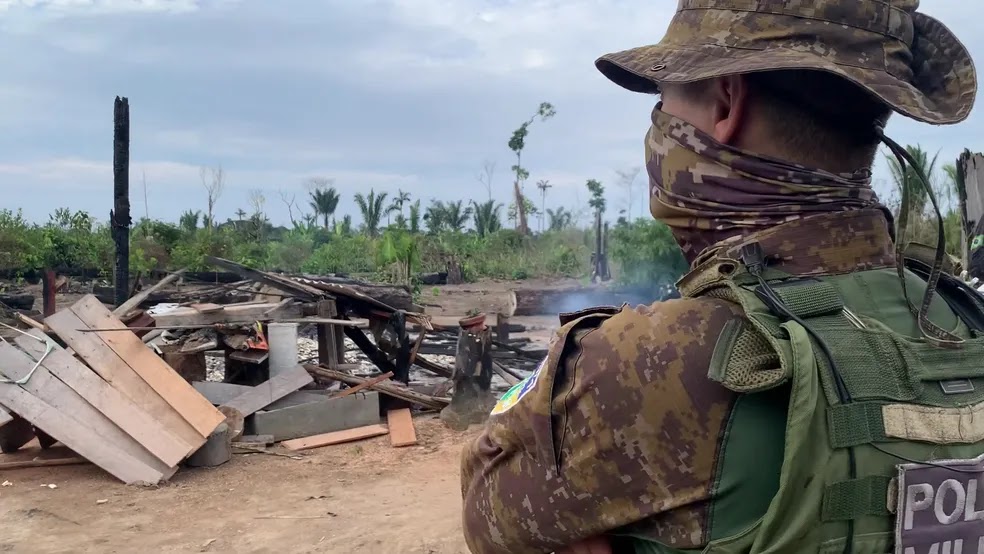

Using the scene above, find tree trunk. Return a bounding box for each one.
[514,181,528,235]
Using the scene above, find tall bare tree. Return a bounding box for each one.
[476,160,496,202]
[248,189,266,217]
[278,189,304,227]
[200,165,225,231]
[615,167,641,221]
[536,179,552,232]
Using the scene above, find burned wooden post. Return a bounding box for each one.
[316,299,345,369]
[440,315,495,431]
[590,211,610,283]
[112,96,131,307]
[495,313,510,344]
[41,269,57,318]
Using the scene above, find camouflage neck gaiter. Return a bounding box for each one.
[646,104,887,263]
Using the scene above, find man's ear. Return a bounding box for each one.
[708,74,749,145]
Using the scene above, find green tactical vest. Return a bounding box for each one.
[620,245,984,554]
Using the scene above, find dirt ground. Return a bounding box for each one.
[0,419,480,554]
[0,279,561,554]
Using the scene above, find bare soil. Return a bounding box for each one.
[0,419,479,554]
[0,279,563,554]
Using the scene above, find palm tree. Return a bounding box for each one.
[309,187,341,229]
[424,200,447,235]
[887,144,939,216]
[179,210,201,233]
[337,214,353,236]
[392,189,411,215]
[354,189,389,236]
[444,200,472,232]
[472,200,503,237]
[547,207,573,231]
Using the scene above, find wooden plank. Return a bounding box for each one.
[386,408,417,447]
[0,342,176,477]
[113,268,186,316]
[68,296,225,438]
[44,307,205,448]
[0,345,165,484]
[220,365,313,418]
[280,424,389,451]
[0,456,88,470]
[331,372,393,399]
[190,303,223,314]
[15,336,194,465]
[152,302,302,327]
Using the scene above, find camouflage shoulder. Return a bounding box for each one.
[487,297,745,467]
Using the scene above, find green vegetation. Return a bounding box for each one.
[1,142,964,291]
[0,190,682,289]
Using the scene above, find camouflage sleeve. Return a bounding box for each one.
[459,298,744,554]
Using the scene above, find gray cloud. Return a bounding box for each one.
[0,0,981,227]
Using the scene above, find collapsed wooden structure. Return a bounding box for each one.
[0,257,545,483]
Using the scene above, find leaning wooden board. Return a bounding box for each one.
[0,343,167,484]
[14,335,195,465]
[44,308,206,448]
[46,296,224,441]
[220,364,313,418]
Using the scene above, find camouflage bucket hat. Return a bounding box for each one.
[595,0,977,125]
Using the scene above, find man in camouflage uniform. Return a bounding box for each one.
[460,1,978,553]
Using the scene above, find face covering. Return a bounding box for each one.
[646,104,889,263]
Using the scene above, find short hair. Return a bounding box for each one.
[667,70,892,171]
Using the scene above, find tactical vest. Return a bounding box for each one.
[623,245,984,554]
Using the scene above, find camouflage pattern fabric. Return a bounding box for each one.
[646,105,891,263]
[595,0,977,125]
[459,210,900,554]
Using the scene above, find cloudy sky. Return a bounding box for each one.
[1,0,981,228]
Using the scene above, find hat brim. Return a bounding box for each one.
[596,12,976,125]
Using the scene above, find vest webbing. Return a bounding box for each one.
[670,254,984,553]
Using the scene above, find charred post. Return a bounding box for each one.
[440,322,495,431]
[112,96,131,307]
[41,269,57,318]
[316,299,340,369]
[495,313,510,344]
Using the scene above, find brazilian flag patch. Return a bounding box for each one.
[490,360,543,415]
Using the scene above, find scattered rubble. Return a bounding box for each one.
[0,257,545,487]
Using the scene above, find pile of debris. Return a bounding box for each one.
[0,257,541,484]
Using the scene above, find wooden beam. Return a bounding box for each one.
[113,268,187,316]
[304,365,448,410]
[151,301,302,327]
[331,372,393,399]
